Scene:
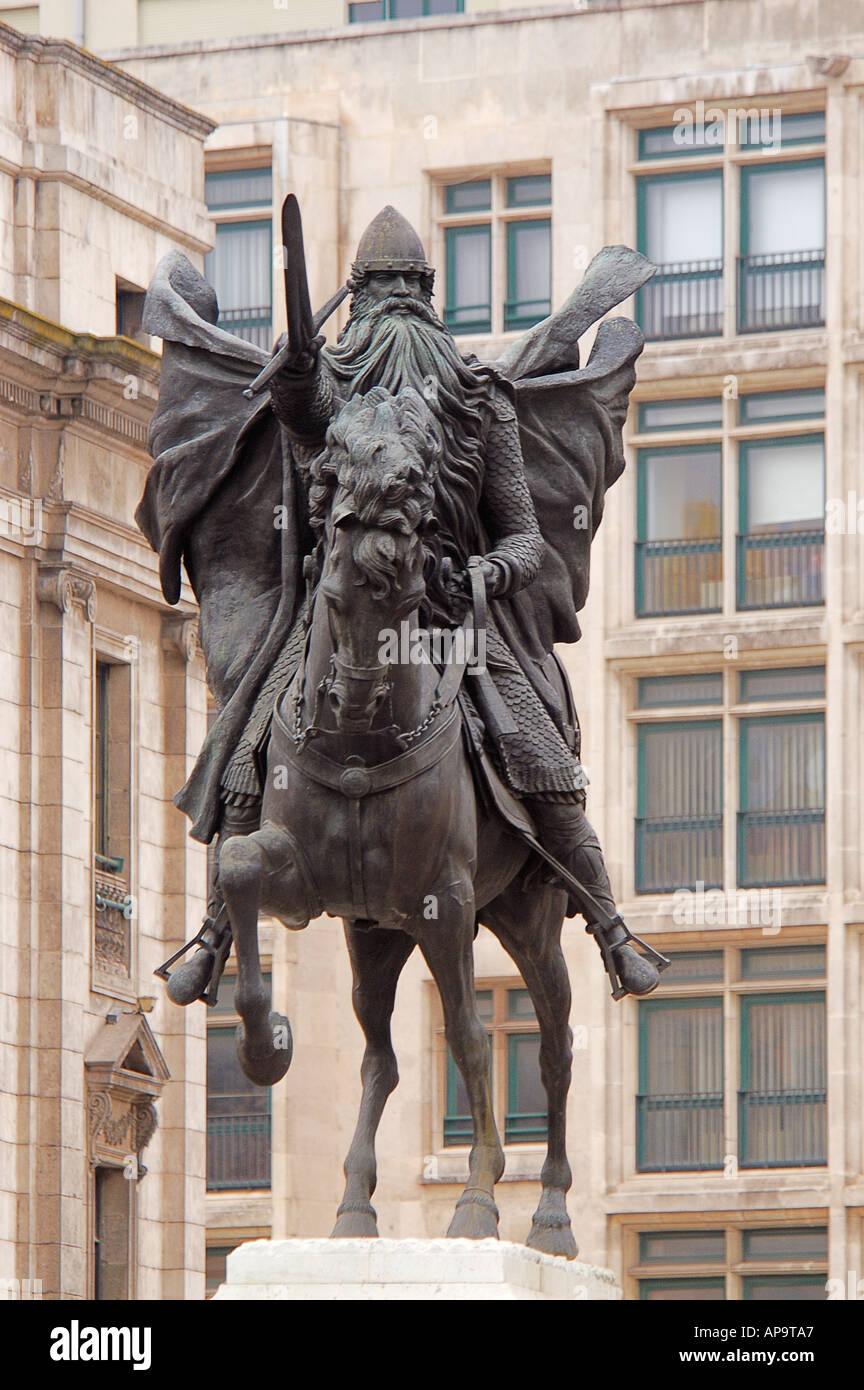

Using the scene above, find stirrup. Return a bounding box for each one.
[154,905,233,1008]
[585,915,670,1001]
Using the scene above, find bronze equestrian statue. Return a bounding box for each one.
[137,199,667,1256]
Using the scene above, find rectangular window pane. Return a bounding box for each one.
[637,721,723,892]
[391,0,424,16]
[505,1034,546,1143]
[637,674,723,708]
[207,1028,271,1190]
[425,0,463,12]
[444,1027,491,1145]
[743,1275,826,1300]
[739,993,827,1168]
[507,174,551,208]
[505,219,551,330]
[205,221,272,350]
[738,438,824,610]
[641,1278,725,1300]
[638,126,720,159]
[664,951,724,983]
[637,173,723,340]
[638,398,723,432]
[740,946,825,981]
[637,447,722,616]
[639,1230,726,1263]
[205,167,272,211]
[739,667,825,702]
[350,1,386,18]
[205,1245,234,1298]
[475,989,494,1022]
[445,224,491,333]
[740,111,825,149]
[742,1226,827,1262]
[638,999,724,1171]
[507,988,536,1021]
[740,388,825,423]
[445,179,491,214]
[739,162,824,331]
[738,716,825,887]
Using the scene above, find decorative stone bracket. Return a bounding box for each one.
[161,612,200,664]
[36,563,97,623]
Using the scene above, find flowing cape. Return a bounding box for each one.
[136,246,653,840]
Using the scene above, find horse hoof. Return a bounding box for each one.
[447,1194,500,1241]
[236,1012,293,1086]
[166,949,213,1006]
[331,1207,379,1238]
[526,1219,579,1260]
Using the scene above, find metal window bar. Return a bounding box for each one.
[206,1113,271,1190]
[736,530,824,609]
[636,815,723,894]
[218,307,273,351]
[636,1094,725,1171]
[444,302,492,334]
[504,297,551,332]
[636,537,723,616]
[738,1089,827,1168]
[504,1111,548,1143]
[637,259,723,340]
[738,250,825,333]
[737,809,825,887]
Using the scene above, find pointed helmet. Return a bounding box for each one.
[351,205,432,278]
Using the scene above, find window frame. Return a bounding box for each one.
[206,971,274,1191]
[204,159,274,351]
[625,1218,829,1301]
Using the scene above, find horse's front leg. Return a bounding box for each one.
[332,922,416,1237]
[219,828,293,1087]
[418,887,504,1240]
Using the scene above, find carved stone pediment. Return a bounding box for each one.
[85,1012,169,1178]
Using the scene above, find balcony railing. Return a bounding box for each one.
[636,815,723,894]
[207,1113,271,1190]
[219,307,272,351]
[504,1111,548,1144]
[637,259,723,340]
[736,529,824,609]
[636,537,723,617]
[739,1089,827,1167]
[737,809,825,888]
[636,1093,724,1171]
[738,250,825,333]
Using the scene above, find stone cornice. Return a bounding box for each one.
[0,297,160,380]
[0,21,214,139]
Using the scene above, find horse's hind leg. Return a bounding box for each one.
[418,893,504,1240]
[219,827,294,1087]
[332,923,415,1238]
[483,889,579,1259]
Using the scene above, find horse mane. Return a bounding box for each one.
[308,386,442,599]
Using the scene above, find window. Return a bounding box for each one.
[440,171,551,336]
[207,974,272,1189]
[739,162,825,331]
[205,1244,236,1299]
[205,165,273,350]
[634,110,825,341]
[93,658,133,987]
[738,714,825,887]
[737,435,825,610]
[115,281,146,344]
[636,171,723,339]
[440,983,546,1147]
[629,1222,827,1301]
[633,666,825,895]
[94,1166,132,1301]
[632,384,825,617]
[636,445,722,615]
[636,946,826,1172]
[349,0,464,20]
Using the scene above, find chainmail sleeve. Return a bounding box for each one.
[479,393,545,595]
[269,357,337,446]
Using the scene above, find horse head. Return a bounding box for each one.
[309,385,442,733]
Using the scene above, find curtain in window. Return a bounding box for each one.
[740,995,826,1166]
[506,220,551,329]
[637,722,722,890]
[742,718,825,814]
[643,176,722,264]
[746,165,824,256]
[638,1001,724,1170]
[745,440,825,531]
[205,221,272,349]
[445,226,491,333]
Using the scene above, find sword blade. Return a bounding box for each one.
[282,193,315,356]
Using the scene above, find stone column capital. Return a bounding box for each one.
[36,563,96,623]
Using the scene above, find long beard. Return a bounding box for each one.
[329,293,499,620]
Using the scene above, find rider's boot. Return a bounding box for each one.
[165,793,261,1007]
[528,800,663,998]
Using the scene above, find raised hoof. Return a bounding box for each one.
[613,942,661,996]
[447,1194,500,1241]
[236,1012,293,1087]
[526,1219,579,1260]
[331,1207,379,1238]
[166,948,213,1006]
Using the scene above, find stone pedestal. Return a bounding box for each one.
[212,1238,622,1301]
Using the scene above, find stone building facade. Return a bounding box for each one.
[0,23,213,1299]
[1,0,863,1301]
